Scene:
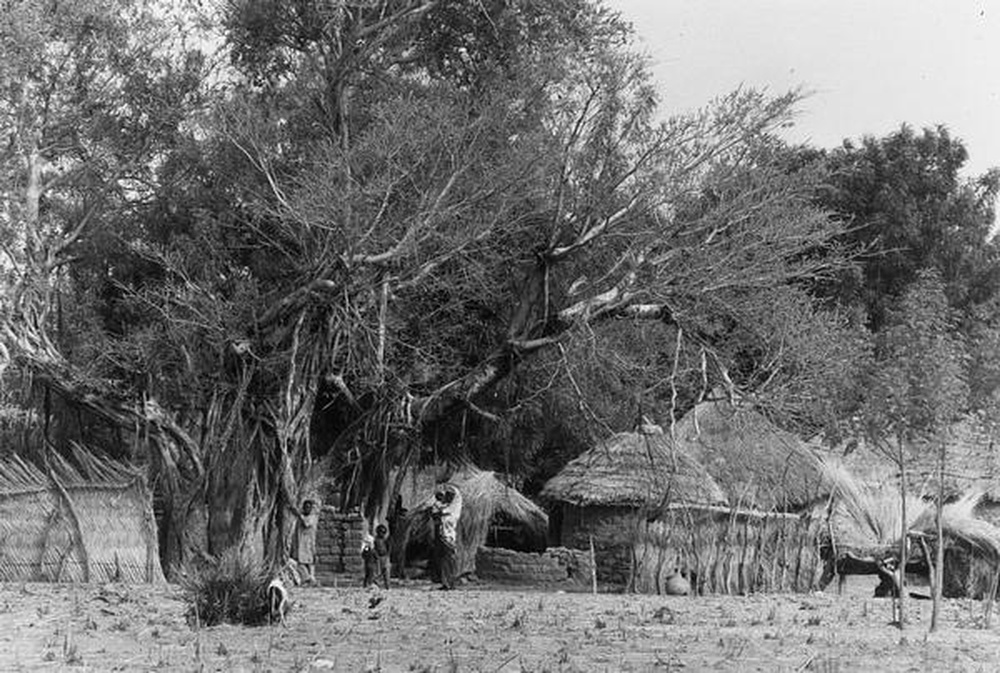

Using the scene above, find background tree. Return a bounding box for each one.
[0,0,210,563]
[861,270,968,632]
[817,125,1000,332]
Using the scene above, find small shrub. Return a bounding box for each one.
[178,549,272,626]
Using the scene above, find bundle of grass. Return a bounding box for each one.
[397,466,548,578]
[821,459,929,552]
[178,548,274,626]
[820,458,1000,597]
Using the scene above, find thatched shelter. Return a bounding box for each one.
[395,466,548,579]
[674,398,827,512]
[542,429,727,509]
[541,429,728,586]
[816,454,1000,598]
[812,414,1000,511]
[0,446,163,583]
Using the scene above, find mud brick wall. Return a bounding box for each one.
[557,504,635,587]
[475,547,594,585]
[315,508,366,584]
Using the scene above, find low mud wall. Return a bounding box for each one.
[475,547,593,585]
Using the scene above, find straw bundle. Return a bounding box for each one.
[540,431,727,509]
[0,445,163,583]
[397,466,548,578]
[820,458,1000,597]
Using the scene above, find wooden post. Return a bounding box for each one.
[984,563,1000,628]
[589,535,597,595]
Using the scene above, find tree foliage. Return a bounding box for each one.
[1,0,866,566]
[818,125,1000,329]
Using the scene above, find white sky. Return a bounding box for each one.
[609,0,1000,177]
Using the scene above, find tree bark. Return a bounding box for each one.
[932,437,946,631]
[896,432,908,633]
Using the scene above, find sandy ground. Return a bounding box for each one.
[1,577,999,672]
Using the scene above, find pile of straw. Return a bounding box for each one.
[397,466,548,578]
[821,457,1000,597]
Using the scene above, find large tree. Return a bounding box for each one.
[1,0,855,567]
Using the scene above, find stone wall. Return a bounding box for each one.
[475,547,594,586]
[315,508,366,584]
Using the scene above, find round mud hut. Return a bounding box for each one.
[541,429,727,587]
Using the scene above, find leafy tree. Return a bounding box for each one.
[818,125,1000,330]
[862,270,968,632]
[1,0,856,567]
[0,0,209,564]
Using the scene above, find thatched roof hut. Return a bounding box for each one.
[673,398,826,511]
[541,430,727,508]
[0,446,163,583]
[812,414,1000,503]
[397,466,548,578]
[818,458,1000,598]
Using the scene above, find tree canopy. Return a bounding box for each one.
[1,0,996,569]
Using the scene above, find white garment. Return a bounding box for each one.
[433,486,462,544]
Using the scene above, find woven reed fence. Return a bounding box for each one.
[0,445,163,583]
[631,504,825,595]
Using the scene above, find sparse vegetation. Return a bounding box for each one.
[177,550,273,627]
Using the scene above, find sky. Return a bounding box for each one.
[609,0,1000,177]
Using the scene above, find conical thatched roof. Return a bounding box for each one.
[673,398,826,511]
[540,430,727,508]
[812,414,1000,502]
[397,465,549,577]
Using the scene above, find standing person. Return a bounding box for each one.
[361,530,377,588]
[293,499,319,585]
[373,524,391,590]
[430,484,462,590]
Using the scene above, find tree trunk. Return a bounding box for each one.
[896,433,907,633]
[931,437,946,631]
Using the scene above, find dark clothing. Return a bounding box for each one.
[435,537,457,590]
[362,547,378,588]
[364,534,391,589]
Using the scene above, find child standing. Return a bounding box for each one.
[293,499,319,585]
[373,524,391,590]
[431,484,462,590]
[361,531,377,588]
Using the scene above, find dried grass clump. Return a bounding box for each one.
[398,466,549,577]
[820,458,929,551]
[178,549,271,626]
[822,457,1000,563]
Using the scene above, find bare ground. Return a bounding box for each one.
[1,578,998,672]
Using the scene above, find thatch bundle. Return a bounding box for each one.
[396,466,548,578]
[820,458,1000,597]
[814,415,1000,504]
[0,445,163,583]
[674,398,826,511]
[540,430,727,509]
